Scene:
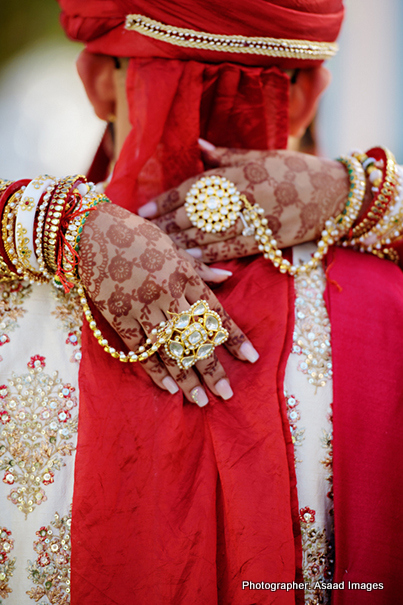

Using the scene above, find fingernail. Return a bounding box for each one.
[215,378,233,400]
[191,386,209,407]
[210,268,233,277]
[138,201,158,218]
[240,342,259,363]
[198,138,216,151]
[162,376,179,394]
[186,247,202,259]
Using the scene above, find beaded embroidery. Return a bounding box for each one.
[0,281,32,355]
[26,509,71,603]
[0,526,15,600]
[125,14,338,60]
[0,357,78,517]
[285,393,305,454]
[300,506,334,605]
[292,263,332,388]
[51,287,83,364]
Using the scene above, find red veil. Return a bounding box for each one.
[57,1,403,603]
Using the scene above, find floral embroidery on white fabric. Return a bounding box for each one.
[26,509,71,604]
[299,507,334,605]
[0,526,15,601]
[51,286,83,364]
[320,411,333,506]
[285,393,305,459]
[292,265,332,388]
[0,357,78,517]
[0,281,32,358]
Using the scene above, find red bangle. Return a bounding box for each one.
[351,147,397,239]
[43,175,86,274]
[0,179,30,278]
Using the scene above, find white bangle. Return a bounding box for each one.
[15,175,56,276]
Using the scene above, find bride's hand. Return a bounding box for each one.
[78,203,259,407]
[138,147,349,263]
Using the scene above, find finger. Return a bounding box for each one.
[200,144,275,168]
[138,183,190,218]
[110,314,183,395]
[184,276,259,364]
[194,353,234,401]
[152,206,191,233]
[157,347,210,407]
[175,247,233,283]
[169,222,242,250]
[186,236,260,264]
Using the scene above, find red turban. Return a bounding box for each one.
[59,0,344,68]
[57,0,344,206]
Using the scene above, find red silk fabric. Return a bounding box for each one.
[58,0,344,68]
[107,59,290,209]
[73,257,305,604]
[325,248,403,603]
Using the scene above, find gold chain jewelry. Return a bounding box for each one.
[125,14,338,61]
[78,286,228,369]
[185,159,366,276]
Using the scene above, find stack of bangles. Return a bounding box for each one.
[1,146,401,369]
[0,174,231,370]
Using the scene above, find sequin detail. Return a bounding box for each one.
[292,265,332,388]
[26,509,71,604]
[0,526,15,600]
[51,286,82,364]
[300,508,334,605]
[0,281,32,354]
[0,357,78,517]
[285,393,305,455]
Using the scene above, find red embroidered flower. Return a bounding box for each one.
[60,384,75,398]
[0,334,10,346]
[3,472,14,485]
[57,410,71,423]
[299,506,316,524]
[28,355,46,369]
[42,472,55,486]
[0,528,13,565]
[37,552,50,567]
[37,527,48,539]
[0,385,7,398]
[66,332,79,346]
[0,410,10,424]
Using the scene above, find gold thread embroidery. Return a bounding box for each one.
[299,508,333,605]
[26,508,71,603]
[125,14,338,61]
[51,286,83,364]
[0,356,78,517]
[0,526,15,600]
[0,281,32,352]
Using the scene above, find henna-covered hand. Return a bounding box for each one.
[78,203,259,406]
[138,146,350,263]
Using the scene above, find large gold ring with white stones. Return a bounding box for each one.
[164,300,229,370]
[185,175,244,234]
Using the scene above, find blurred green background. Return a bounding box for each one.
[0,0,68,65]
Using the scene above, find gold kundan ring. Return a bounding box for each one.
[79,288,229,370]
[164,300,229,369]
[185,175,245,233]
